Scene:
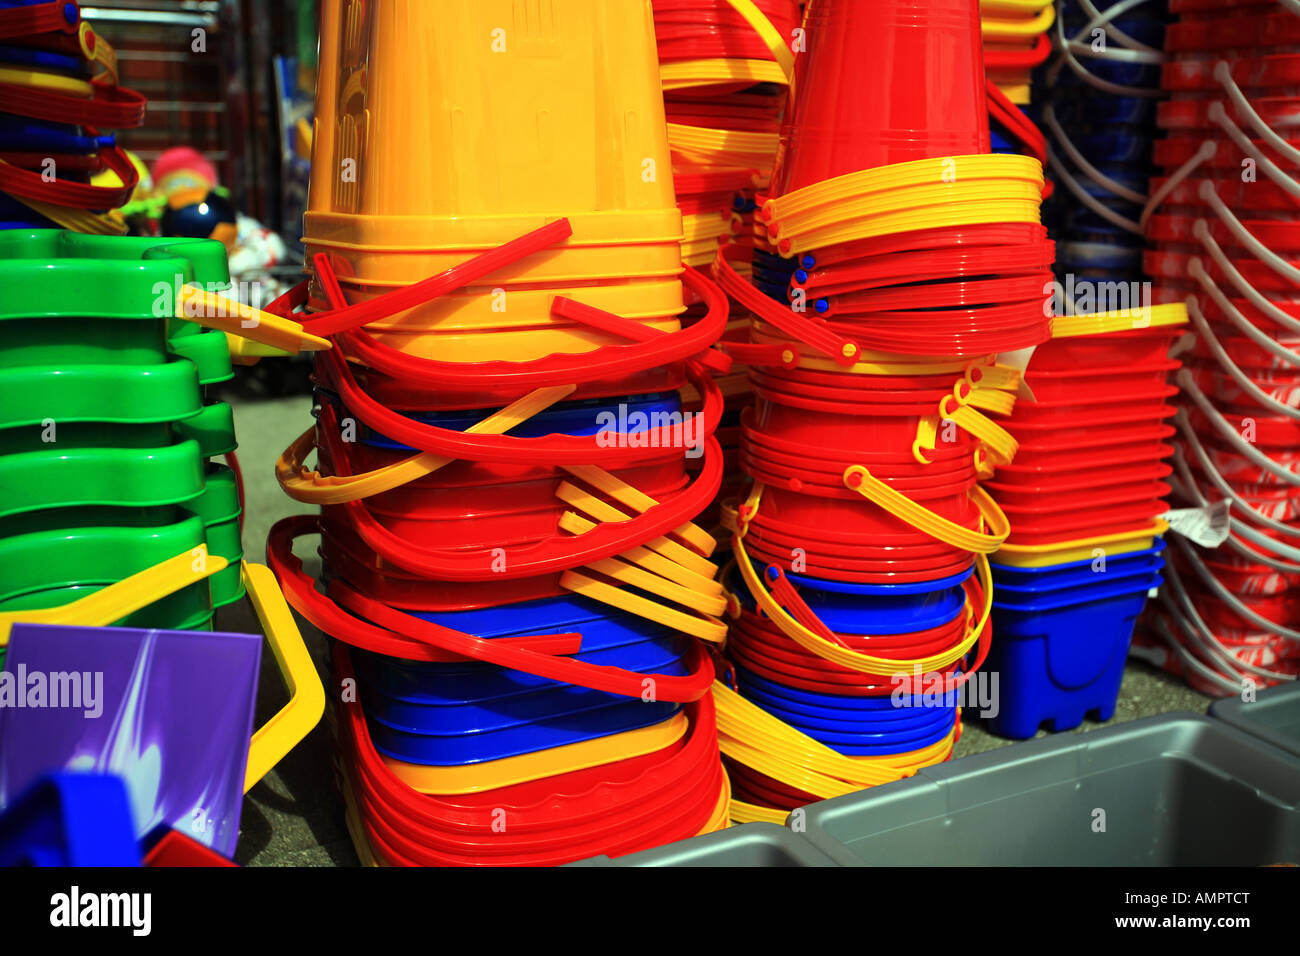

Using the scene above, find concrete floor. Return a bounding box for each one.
[217,370,1214,866]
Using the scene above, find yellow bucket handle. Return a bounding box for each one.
[176,284,332,354]
[276,385,575,504]
[0,546,324,794]
[843,466,1011,554]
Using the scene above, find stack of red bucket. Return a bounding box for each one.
[653,0,801,537]
[1134,0,1300,694]
[708,0,1052,820]
[265,0,737,865]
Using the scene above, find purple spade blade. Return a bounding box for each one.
[0,623,262,858]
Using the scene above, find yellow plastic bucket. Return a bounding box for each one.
[308,0,682,248]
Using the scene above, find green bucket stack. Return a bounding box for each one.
[0,230,245,661]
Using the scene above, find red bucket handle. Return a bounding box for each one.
[267,517,714,701]
[315,403,725,582]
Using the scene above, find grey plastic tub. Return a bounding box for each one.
[798,714,1300,866]
[1211,684,1300,759]
[569,822,840,867]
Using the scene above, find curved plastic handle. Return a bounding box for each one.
[561,567,727,643]
[0,545,226,646]
[732,524,992,675]
[5,190,126,235]
[0,142,138,209]
[0,0,80,38]
[722,0,796,87]
[277,385,575,504]
[842,466,1011,554]
[241,560,326,791]
[177,284,332,354]
[267,516,583,663]
[712,245,860,365]
[714,682,958,791]
[982,2,1055,36]
[1158,550,1297,685]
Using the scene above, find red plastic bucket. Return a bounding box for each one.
[769,0,989,193]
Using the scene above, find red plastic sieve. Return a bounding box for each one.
[791,239,1056,296]
[769,0,989,193]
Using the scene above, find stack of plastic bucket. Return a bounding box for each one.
[653,0,799,269]
[0,231,246,666]
[1130,0,1300,693]
[0,0,146,233]
[653,0,800,538]
[984,0,1056,156]
[1037,0,1169,290]
[270,0,735,866]
[704,0,1052,821]
[985,303,1188,737]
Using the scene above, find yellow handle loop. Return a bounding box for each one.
[731,520,991,674]
[715,682,958,790]
[945,402,1019,465]
[556,484,719,579]
[242,561,326,792]
[0,545,225,646]
[981,2,1056,37]
[722,0,796,88]
[659,58,789,91]
[559,570,727,643]
[842,465,1010,554]
[558,512,723,597]
[276,385,575,504]
[177,284,332,353]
